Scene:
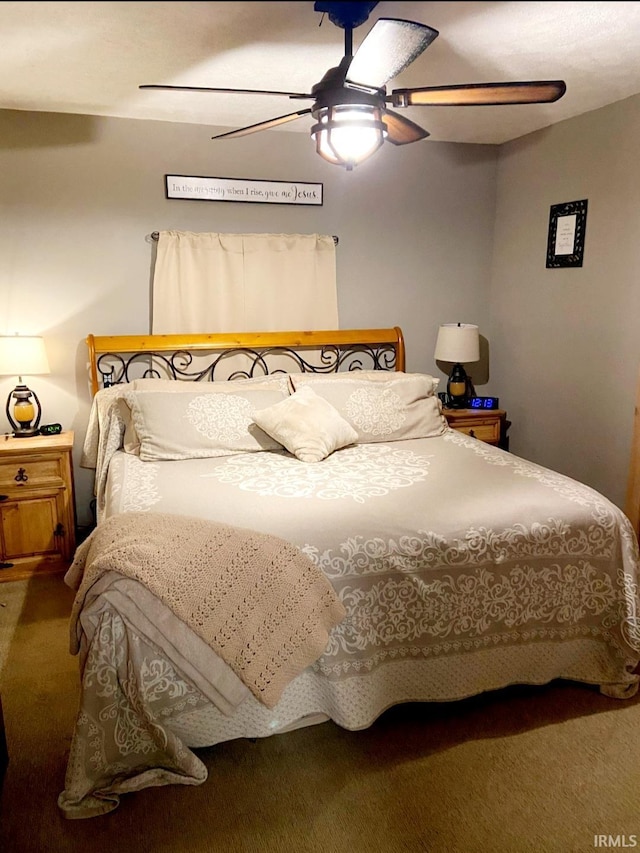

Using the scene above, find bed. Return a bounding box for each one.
[59,327,640,818]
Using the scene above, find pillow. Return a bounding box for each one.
[287,370,439,395]
[124,388,289,461]
[123,375,291,455]
[252,385,358,463]
[133,375,290,394]
[116,397,142,455]
[82,383,138,468]
[288,372,446,443]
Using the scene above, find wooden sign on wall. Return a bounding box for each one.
[165,175,323,206]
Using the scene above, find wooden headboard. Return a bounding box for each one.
[86,327,406,396]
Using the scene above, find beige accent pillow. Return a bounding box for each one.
[124,388,289,461]
[252,385,358,463]
[288,372,446,443]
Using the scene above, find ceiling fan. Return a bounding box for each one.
[140,1,566,170]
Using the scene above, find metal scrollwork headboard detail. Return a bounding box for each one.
[96,344,397,387]
[86,329,405,395]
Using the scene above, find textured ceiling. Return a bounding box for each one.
[2,1,640,144]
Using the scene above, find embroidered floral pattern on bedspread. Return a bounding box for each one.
[201,443,431,502]
[323,563,616,649]
[445,430,618,502]
[59,611,210,818]
[301,519,618,577]
[443,430,634,541]
[110,453,160,512]
[300,522,640,676]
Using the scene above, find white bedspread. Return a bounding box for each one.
[60,424,640,818]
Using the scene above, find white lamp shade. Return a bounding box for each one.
[0,335,50,376]
[434,323,480,363]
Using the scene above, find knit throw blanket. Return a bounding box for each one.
[65,512,346,709]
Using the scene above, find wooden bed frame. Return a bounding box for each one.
[86,327,406,396]
[626,373,640,540]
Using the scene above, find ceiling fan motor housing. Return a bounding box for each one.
[313,1,379,31]
[311,66,385,114]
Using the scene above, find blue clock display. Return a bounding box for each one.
[469,396,499,410]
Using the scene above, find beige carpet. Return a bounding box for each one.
[0,574,639,853]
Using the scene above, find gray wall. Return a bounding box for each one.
[490,93,640,509]
[0,109,497,525]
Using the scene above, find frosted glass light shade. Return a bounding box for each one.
[0,335,50,376]
[434,324,480,363]
[312,104,386,169]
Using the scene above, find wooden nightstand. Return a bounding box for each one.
[443,408,510,449]
[0,431,76,582]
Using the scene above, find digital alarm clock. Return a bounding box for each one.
[39,423,63,435]
[469,396,499,410]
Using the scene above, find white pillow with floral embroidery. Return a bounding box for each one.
[122,375,291,455]
[123,388,288,461]
[288,372,446,443]
[287,370,439,394]
[252,385,358,463]
[133,375,290,394]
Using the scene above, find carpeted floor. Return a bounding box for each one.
[0,573,639,853]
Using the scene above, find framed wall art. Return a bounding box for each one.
[546,198,588,268]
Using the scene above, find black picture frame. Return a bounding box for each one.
[546,198,588,268]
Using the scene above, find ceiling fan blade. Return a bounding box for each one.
[382,109,429,145]
[345,18,439,91]
[390,80,567,107]
[211,109,313,140]
[140,84,313,100]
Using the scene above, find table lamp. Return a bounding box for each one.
[0,335,50,437]
[434,323,480,409]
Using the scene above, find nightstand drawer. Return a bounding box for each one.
[451,420,500,443]
[0,455,66,492]
[443,408,509,448]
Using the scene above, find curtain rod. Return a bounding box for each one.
[150,231,338,245]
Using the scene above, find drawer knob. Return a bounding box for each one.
[14,468,28,483]
[469,429,476,438]
[0,495,7,502]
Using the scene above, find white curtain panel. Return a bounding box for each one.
[151,231,339,333]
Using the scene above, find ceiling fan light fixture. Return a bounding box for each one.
[141,10,567,165]
[311,103,387,169]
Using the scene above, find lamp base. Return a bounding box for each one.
[447,363,472,409]
[446,398,469,410]
[6,384,43,438]
[11,427,41,438]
